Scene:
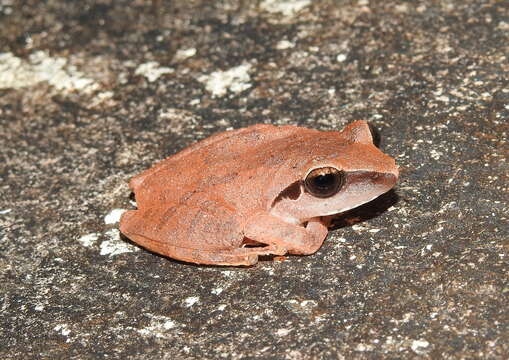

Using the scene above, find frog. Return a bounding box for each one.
[119,120,398,266]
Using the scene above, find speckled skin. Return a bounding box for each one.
[120,121,398,265]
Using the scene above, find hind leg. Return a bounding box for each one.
[120,207,284,266]
[120,222,281,266]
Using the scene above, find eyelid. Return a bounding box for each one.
[304,164,341,179]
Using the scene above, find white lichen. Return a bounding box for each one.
[174,47,197,61]
[184,296,200,307]
[0,51,99,93]
[134,61,174,82]
[104,208,126,224]
[137,315,178,339]
[276,40,295,50]
[410,339,430,354]
[77,233,100,248]
[260,0,311,17]
[198,63,252,98]
[99,229,139,256]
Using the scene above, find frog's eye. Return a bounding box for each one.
[304,167,345,198]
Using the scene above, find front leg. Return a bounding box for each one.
[243,213,329,255]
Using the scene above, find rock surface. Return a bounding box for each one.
[1,0,508,358]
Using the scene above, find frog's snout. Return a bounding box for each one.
[386,166,399,183]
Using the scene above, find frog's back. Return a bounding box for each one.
[130,124,315,208]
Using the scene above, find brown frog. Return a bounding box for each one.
[120,121,398,266]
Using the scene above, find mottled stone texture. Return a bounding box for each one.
[1,0,507,359]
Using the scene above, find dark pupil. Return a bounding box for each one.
[312,174,336,190]
[305,168,344,198]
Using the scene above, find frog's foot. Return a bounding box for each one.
[244,213,329,256]
[170,245,286,266]
[130,243,284,267]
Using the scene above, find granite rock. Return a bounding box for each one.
[1,0,508,359]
